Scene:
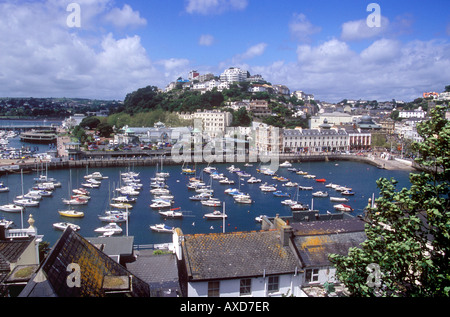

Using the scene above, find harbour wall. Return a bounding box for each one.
[0,152,412,174]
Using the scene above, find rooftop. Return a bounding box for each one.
[182,230,299,281]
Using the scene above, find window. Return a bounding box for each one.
[267,276,279,293]
[208,281,220,297]
[240,279,252,296]
[305,269,319,283]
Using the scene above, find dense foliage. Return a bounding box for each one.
[329,104,450,297]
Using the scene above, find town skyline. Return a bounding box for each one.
[0,0,449,103]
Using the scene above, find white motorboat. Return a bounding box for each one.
[150,188,170,195]
[283,181,298,187]
[62,197,88,205]
[341,190,355,196]
[201,198,221,207]
[150,224,174,233]
[281,199,297,206]
[335,185,352,192]
[204,210,227,220]
[203,166,217,174]
[234,196,253,204]
[84,172,108,180]
[98,214,128,222]
[0,218,13,228]
[13,198,39,207]
[280,161,292,167]
[247,177,261,183]
[334,204,353,212]
[255,215,267,223]
[219,178,235,184]
[95,223,122,235]
[304,174,316,179]
[189,192,211,201]
[118,186,140,196]
[82,182,100,188]
[290,203,309,211]
[0,182,9,192]
[299,186,313,190]
[15,192,42,201]
[112,196,137,203]
[105,210,130,217]
[227,165,240,173]
[312,191,329,197]
[121,171,140,178]
[110,202,133,210]
[0,204,24,213]
[330,197,349,202]
[259,183,277,192]
[150,200,172,209]
[159,208,183,218]
[53,222,80,231]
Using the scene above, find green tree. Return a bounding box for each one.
[329,104,450,297]
[80,117,101,130]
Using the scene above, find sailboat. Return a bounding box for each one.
[14,169,39,207]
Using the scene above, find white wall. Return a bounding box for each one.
[187,274,303,297]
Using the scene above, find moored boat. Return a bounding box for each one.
[53,222,80,231]
[58,210,85,218]
[150,223,174,233]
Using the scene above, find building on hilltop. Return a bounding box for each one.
[220,67,248,83]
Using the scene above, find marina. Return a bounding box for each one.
[0,160,412,247]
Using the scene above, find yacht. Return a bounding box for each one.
[150,224,174,233]
[201,198,222,207]
[58,210,85,218]
[204,210,227,220]
[53,222,80,231]
[159,209,183,219]
[94,223,122,235]
[280,161,292,168]
[0,204,24,213]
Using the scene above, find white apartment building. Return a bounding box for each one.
[220,67,248,83]
[398,108,426,119]
[282,128,349,153]
[179,110,233,138]
[309,112,353,129]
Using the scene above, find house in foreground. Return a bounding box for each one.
[173,215,366,297]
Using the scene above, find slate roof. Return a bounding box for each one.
[126,250,180,297]
[19,227,150,297]
[182,230,300,281]
[294,231,367,267]
[292,218,367,267]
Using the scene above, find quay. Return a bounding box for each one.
[0,151,417,175]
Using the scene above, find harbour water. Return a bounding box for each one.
[0,160,412,247]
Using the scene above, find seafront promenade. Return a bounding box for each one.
[0,151,416,175]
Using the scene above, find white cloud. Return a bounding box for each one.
[199,34,215,46]
[104,4,147,28]
[255,38,450,102]
[0,1,166,99]
[341,16,390,41]
[232,43,268,64]
[185,0,248,15]
[289,13,321,42]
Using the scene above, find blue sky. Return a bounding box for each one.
[0,0,449,102]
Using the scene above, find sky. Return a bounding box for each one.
[0,0,449,103]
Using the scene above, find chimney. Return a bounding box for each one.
[280,225,293,247]
[0,224,6,240]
